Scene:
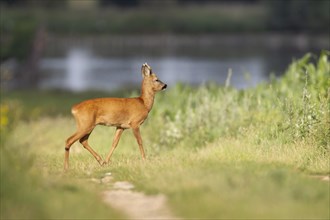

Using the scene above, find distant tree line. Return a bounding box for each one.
[266,0,329,31]
[1,0,329,32]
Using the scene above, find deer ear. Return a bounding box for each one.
[141,63,152,77]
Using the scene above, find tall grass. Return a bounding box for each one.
[146,52,329,157]
[0,120,124,219]
[1,52,329,219]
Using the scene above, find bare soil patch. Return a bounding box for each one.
[96,174,178,219]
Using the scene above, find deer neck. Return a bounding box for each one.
[140,83,155,112]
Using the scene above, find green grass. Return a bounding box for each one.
[1,52,329,219]
[1,123,125,219]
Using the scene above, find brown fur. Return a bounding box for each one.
[64,63,167,170]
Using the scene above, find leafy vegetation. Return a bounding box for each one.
[0,4,267,38]
[146,52,330,155]
[0,9,37,61]
[267,0,330,31]
[1,52,329,219]
[1,1,329,36]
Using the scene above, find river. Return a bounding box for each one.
[38,34,328,91]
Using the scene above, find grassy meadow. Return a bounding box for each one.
[1,52,329,219]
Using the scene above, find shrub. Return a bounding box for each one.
[147,52,329,152]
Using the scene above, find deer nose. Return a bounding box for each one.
[162,84,167,90]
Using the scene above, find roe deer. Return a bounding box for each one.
[64,63,167,170]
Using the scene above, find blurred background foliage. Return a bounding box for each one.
[1,1,329,218]
[1,52,328,219]
[1,0,329,61]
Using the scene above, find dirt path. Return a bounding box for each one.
[93,173,178,219]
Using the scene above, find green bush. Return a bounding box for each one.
[266,0,330,31]
[146,52,329,152]
[0,12,37,61]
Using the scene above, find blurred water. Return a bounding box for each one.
[40,49,268,91]
[38,38,323,91]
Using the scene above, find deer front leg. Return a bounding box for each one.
[105,127,124,164]
[132,127,146,160]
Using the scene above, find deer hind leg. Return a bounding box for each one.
[79,133,104,166]
[64,124,95,170]
[64,129,90,170]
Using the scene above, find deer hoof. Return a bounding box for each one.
[96,159,106,166]
[100,161,107,166]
